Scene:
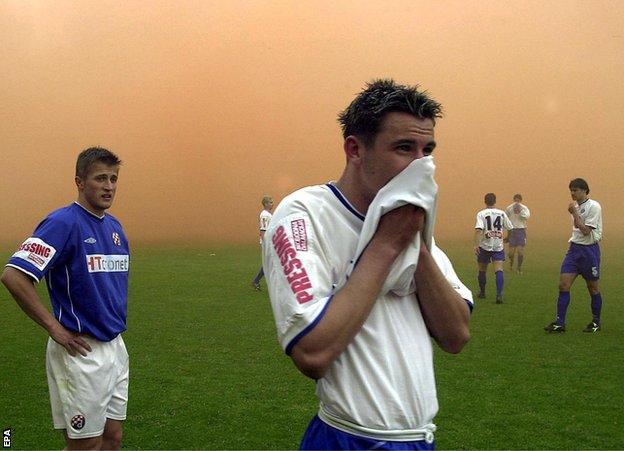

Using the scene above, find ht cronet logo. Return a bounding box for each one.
[86,255,129,273]
[272,225,313,304]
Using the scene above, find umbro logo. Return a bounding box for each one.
[84,237,97,244]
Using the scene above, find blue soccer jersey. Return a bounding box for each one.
[6,202,129,341]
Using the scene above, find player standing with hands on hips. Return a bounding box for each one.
[262,79,473,449]
[545,178,603,333]
[1,147,130,450]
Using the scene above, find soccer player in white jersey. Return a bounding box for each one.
[545,178,604,333]
[251,195,274,291]
[262,79,472,449]
[505,194,531,274]
[474,193,513,304]
[1,147,130,450]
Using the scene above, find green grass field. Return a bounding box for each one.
[1,239,622,449]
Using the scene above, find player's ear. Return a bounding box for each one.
[344,135,364,164]
[75,176,84,190]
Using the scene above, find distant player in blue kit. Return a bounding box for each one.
[474,193,513,303]
[505,194,530,274]
[1,147,130,450]
[251,195,274,291]
[545,178,603,333]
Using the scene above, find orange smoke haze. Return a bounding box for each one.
[1,1,623,246]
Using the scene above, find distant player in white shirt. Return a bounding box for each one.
[545,178,604,333]
[251,195,274,291]
[505,194,531,274]
[263,79,472,449]
[474,193,513,303]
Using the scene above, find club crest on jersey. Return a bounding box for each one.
[70,415,85,430]
[272,225,313,304]
[12,237,56,271]
[291,219,308,251]
[112,232,121,246]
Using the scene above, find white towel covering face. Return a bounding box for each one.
[347,156,438,296]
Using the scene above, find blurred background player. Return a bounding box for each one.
[505,194,531,274]
[545,178,603,333]
[251,195,274,291]
[474,193,513,303]
[1,147,130,450]
[262,79,472,449]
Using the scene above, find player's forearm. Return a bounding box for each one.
[414,248,471,354]
[1,267,59,333]
[291,239,400,379]
[572,214,592,235]
[474,230,483,248]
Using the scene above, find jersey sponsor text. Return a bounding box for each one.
[291,219,308,251]
[12,237,57,270]
[272,225,313,304]
[86,254,129,273]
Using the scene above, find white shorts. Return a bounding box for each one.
[46,334,129,439]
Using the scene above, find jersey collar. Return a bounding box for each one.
[74,201,106,220]
[326,183,365,221]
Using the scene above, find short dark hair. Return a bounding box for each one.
[338,79,443,146]
[484,193,496,206]
[513,194,523,201]
[569,178,589,194]
[76,147,121,179]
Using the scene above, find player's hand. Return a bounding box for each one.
[473,246,481,256]
[49,323,92,357]
[513,204,521,214]
[568,202,577,214]
[373,204,425,254]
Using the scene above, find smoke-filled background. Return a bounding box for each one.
[1,0,623,246]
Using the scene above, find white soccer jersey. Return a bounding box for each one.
[263,183,473,440]
[258,209,273,245]
[570,198,602,245]
[505,203,530,229]
[475,208,513,252]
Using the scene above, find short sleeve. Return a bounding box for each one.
[6,216,72,282]
[262,210,335,354]
[584,203,601,229]
[431,243,474,311]
[475,212,484,229]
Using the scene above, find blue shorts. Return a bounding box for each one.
[508,229,527,247]
[300,416,435,450]
[477,248,505,264]
[560,243,601,280]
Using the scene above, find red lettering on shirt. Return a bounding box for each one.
[272,225,314,304]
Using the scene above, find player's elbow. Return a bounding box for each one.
[438,327,471,354]
[290,347,333,380]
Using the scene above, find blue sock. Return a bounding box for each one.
[591,293,602,324]
[478,271,486,293]
[495,270,503,297]
[556,291,571,325]
[252,267,264,285]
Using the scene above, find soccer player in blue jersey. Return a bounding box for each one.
[1,147,130,450]
[474,193,513,303]
[545,178,603,333]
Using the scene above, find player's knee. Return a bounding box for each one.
[558,282,570,291]
[102,429,123,450]
[65,435,102,450]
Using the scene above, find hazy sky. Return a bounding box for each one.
[1,0,623,246]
